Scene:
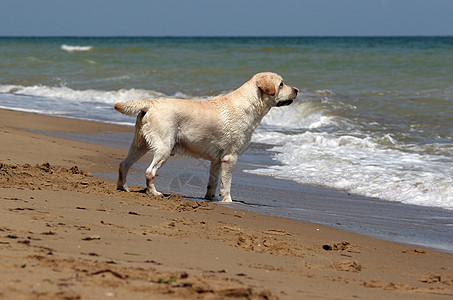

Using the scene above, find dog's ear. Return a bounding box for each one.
[257,75,276,96]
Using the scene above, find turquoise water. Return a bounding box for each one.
[0,37,452,209]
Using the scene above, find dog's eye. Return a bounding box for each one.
[279,82,284,88]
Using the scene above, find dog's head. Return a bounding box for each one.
[255,72,298,107]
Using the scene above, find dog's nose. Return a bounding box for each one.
[293,87,299,95]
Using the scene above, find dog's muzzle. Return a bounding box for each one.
[276,87,298,107]
[276,100,294,107]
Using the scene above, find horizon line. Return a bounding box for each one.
[1,34,452,38]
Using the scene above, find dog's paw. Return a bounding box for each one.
[204,193,218,201]
[146,190,163,197]
[117,185,130,192]
[221,196,233,203]
[205,195,222,202]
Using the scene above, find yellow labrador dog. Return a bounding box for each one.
[114,72,298,202]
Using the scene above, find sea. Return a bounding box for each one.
[1,37,452,250]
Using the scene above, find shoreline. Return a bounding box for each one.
[1,108,453,299]
[29,121,453,254]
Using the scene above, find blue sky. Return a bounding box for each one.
[1,0,452,36]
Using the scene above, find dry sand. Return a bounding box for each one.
[0,108,452,299]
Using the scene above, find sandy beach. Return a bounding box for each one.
[1,108,452,299]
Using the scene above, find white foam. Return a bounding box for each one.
[313,89,335,95]
[0,84,170,104]
[250,130,453,210]
[261,102,333,130]
[254,96,452,210]
[0,105,68,116]
[260,99,357,131]
[61,44,93,52]
[0,84,203,127]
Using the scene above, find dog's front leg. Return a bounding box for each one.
[219,154,238,202]
[205,160,221,200]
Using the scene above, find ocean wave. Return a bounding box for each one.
[313,89,335,96]
[250,130,453,210]
[261,99,355,131]
[0,84,173,104]
[0,105,68,116]
[61,44,93,52]
[0,86,337,127]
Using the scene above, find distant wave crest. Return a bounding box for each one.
[61,44,93,52]
[0,84,188,104]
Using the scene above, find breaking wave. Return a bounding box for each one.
[61,44,93,52]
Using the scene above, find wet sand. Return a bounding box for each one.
[32,127,453,253]
[1,108,453,299]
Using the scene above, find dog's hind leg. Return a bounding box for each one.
[117,111,151,192]
[117,143,149,192]
[145,149,171,196]
[205,159,221,200]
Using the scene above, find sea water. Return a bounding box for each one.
[0,37,452,211]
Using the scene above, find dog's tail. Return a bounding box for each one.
[114,99,152,116]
